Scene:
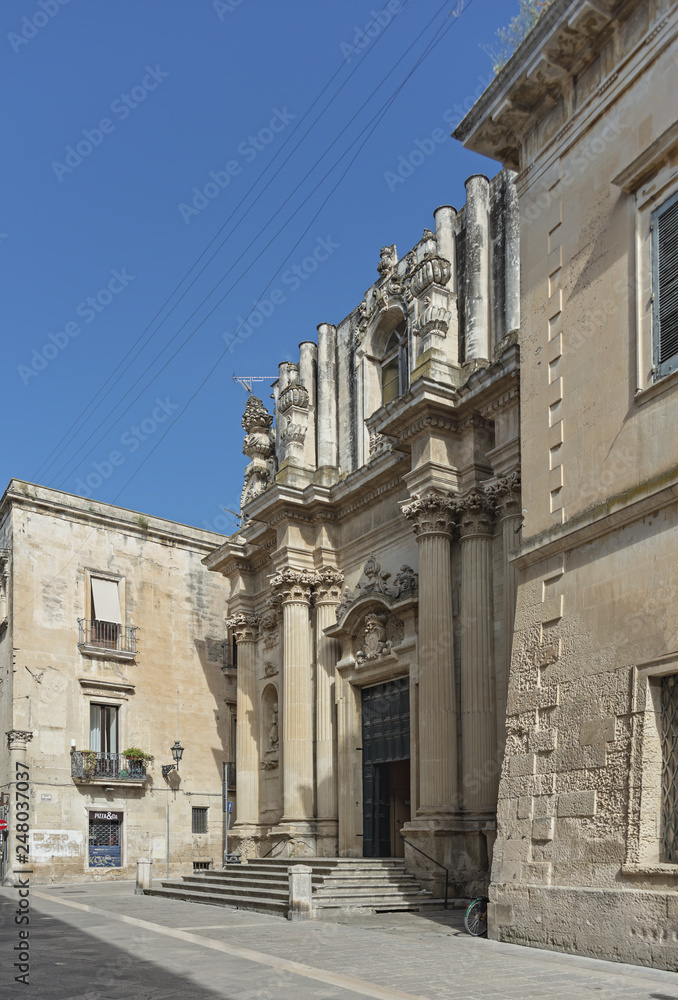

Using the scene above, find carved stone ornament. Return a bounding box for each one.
[271,567,315,604]
[6,730,34,749]
[410,255,451,298]
[240,395,276,510]
[313,568,345,605]
[392,565,418,599]
[280,418,306,445]
[335,587,354,623]
[356,612,391,665]
[412,303,453,339]
[225,613,259,643]
[260,594,282,648]
[261,757,279,770]
[457,490,496,538]
[377,244,397,279]
[484,469,521,519]
[356,554,393,598]
[402,489,458,538]
[278,379,309,414]
[263,660,278,677]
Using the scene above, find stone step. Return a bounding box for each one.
[162,878,289,901]
[149,886,287,915]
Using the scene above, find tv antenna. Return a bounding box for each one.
[232,374,277,393]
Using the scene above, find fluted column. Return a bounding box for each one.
[313,569,344,823]
[272,568,315,823]
[226,614,260,827]
[402,491,458,815]
[458,492,497,814]
[5,730,33,885]
[486,471,522,744]
[464,174,490,361]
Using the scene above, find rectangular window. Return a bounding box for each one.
[91,577,121,649]
[192,807,208,834]
[661,674,678,863]
[652,189,678,378]
[90,704,119,754]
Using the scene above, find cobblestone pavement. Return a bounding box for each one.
[1,880,677,999]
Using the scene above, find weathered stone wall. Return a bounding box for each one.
[2,480,230,884]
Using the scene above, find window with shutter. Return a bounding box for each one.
[652,189,678,378]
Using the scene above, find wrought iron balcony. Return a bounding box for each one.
[78,618,137,658]
[71,750,147,783]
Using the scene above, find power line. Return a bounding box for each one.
[32,2,412,485]
[50,0,452,490]
[15,0,474,621]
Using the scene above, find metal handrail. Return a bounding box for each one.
[401,836,449,910]
[262,836,290,858]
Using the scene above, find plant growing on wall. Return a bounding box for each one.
[486,0,552,74]
[81,750,98,779]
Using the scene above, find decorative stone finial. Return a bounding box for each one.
[240,396,276,509]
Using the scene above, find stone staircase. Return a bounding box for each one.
[146,857,443,918]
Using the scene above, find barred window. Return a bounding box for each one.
[192,807,208,834]
[661,674,678,863]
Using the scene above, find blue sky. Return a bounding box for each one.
[2,0,512,534]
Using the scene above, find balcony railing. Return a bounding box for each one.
[78,618,137,655]
[71,750,147,782]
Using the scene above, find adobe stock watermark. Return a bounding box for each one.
[222,235,339,353]
[383,70,493,192]
[178,107,295,224]
[51,66,169,181]
[8,0,72,54]
[339,1,403,62]
[73,397,179,496]
[17,268,135,386]
[213,0,245,19]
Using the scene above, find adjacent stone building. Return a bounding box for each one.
[455,0,678,970]
[0,480,233,883]
[206,169,522,896]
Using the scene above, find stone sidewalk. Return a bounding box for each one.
[1,880,677,999]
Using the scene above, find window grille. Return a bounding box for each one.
[660,673,678,863]
[652,190,678,378]
[193,861,211,871]
[192,807,208,834]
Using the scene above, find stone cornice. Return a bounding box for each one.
[454,1,674,174]
[513,465,678,570]
[2,480,228,555]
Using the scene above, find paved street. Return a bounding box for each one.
[0,880,677,1000]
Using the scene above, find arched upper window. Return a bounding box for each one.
[381,321,408,404]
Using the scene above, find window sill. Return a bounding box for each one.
[634,367,678,406]
[621,862,678,876]
[78,643,136,662]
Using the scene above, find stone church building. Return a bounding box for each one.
[206,168,522,896]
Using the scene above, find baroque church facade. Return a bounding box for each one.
[206,168,522,895]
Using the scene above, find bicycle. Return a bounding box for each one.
[464,896,489,937]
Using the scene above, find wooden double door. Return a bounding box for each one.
[361,678,411,858]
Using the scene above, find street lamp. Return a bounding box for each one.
[161,741,184,778]
[162,741,185,877]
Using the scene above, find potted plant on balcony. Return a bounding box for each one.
[122,747,154,778]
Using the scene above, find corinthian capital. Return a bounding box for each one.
[6,730,34,750]
[458,491,496,538]
[484,469,521,519]
[271,567,315,605]
[313,568,345,605]
[225,613,260,643]
[402,489,458,538]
